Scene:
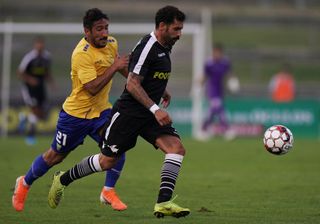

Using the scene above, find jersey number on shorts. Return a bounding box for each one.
[56,131,67,147]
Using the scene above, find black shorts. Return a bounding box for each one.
[100,110,180,157]
[21,84,46,107]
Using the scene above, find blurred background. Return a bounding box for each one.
[1,0,320,139]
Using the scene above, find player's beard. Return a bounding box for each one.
[163,30,179,47]
[164,36,179,47]
[91,36,108,48]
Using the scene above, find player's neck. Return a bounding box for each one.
[154,30,167,48]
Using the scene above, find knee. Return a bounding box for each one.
[43,148,66,166]
[99,154,117,170]
[176,145,186,156]
[157,136,187,156]
[168,142,186,156]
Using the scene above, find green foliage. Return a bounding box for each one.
[1,137,320,223]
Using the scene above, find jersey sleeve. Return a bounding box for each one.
[73,52,97,84]
[129,42,153,77]
[108,36,118,58]
[18,52,34,73]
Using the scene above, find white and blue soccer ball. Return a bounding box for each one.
[263,125,294,155]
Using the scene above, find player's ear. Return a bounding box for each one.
[158,22,167,32]
[84,27,91,36]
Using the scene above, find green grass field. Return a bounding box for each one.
[0,136,319,224]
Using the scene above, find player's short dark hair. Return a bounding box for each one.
[155,5,186,28]
[83,8,109,30]
[281,63,292,73]
[213,42,224,51]
[34,35,45,43]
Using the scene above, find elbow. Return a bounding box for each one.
[84,84,98,96]
[87,89,98,96]
[126,81,134,93]
[88,90,98,96]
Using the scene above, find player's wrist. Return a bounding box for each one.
[149,104,160,114]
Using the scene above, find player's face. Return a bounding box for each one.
[86,18,109,48]
[34,40,45,53]
[163,19,183,47]
[213,48,223,60]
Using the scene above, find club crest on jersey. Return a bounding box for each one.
[153,72,170,80]
[158,52,166,57]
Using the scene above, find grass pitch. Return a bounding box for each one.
[0,136,319,224]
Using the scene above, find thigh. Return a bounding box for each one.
[210,97,223,110]
[51,110,93,154]
[89,109,112,143]
[21,85,36,107]
[140,117,181,148]
[100,111,141,157]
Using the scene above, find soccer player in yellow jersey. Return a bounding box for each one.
[12,8,129,212]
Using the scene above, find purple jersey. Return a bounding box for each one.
[204,57,231,98]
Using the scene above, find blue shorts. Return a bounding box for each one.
[51,109,111,154]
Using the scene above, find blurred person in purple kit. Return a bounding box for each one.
[202,43,237,139]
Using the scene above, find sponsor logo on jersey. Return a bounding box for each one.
[158,52,166,57]
[153,72,170,80]
[95,59,103,65]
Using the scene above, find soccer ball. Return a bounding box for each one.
[263,125,294,155]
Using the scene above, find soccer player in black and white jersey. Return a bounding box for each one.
[17,36,55,145]
[48,5,190,218]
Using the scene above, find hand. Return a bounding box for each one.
[161,91,171,108]
[27,76,39,86]
[113,54,129,71]
[154,109,172,126]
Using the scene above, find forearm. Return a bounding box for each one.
[119,67,129,78]
[85,65,118,95]
[126,74,154,109]
[18,72,29,82]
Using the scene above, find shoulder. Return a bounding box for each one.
[139,34,156,49]
[107,35,118,46]
[73,38,91,54]
[205,59,213,68]
[72,40,93,64]
[42,50,51,60]
[22,50,37,61]
[18,50,37,71]
[73,39,91,57]
[132,34,157,56]
[106,35,118,54]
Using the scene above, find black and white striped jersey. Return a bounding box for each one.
[114,31,172,118]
